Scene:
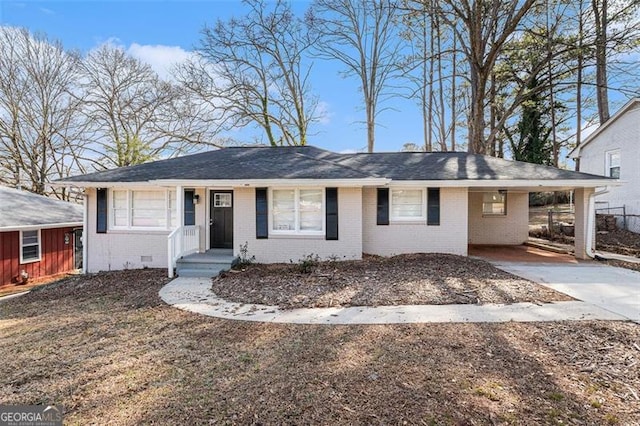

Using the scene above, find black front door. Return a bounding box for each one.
[210,191,233,249]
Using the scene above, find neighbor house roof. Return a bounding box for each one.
[57,145,614,187]
[0,186,83,231]
[568,97,640,158]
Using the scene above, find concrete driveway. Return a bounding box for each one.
[493,262,640,322]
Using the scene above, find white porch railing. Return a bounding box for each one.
[167,225,200,278]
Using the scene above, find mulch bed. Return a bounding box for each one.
[597,229,640,258]
[212,253,573,309]
[1,269,639,425]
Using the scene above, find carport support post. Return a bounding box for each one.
[574,187,595,260]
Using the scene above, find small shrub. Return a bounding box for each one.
[293,253,320,274]
[237,241,256,267]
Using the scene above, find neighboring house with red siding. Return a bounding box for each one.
[0,186,83,286]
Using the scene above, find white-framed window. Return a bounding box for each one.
[606,150,621,178]
[20,229,41,264]
[390,188,426,221]
[110,189,176,230]
[482,191,507,216]
[270,188,324,234]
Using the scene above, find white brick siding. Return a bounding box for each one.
[85,188,170,272]
[467,191,529,245]
[578,104,640,232]
[362,187,469,256]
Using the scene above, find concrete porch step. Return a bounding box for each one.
[177,267,229,278]
[176,249,236,278]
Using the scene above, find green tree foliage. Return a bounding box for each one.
[507,78,553,165]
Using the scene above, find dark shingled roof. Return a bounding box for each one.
[59,145,611,183]
[0,186,83,229]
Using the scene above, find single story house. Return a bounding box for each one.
[0,186,83,286]
[54,146,615,277]
[569,98,640,232]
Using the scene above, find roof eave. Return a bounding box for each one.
[0,221,83,232]
[387,179,621,188]
[570,97,640,157]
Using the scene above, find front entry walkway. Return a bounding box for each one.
[493,262,640,323]
[159,277,626,325]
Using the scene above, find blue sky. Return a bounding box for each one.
[0,0,427,153]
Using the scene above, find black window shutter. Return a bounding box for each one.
[184,190,195,226]
[377,188,389,225]
[96,188,107,233]
[325,188,338,240]
[427,188,440,226]
[255,188,268,239]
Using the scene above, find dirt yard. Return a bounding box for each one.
[1,269,639,424]
[212,254,573,309]
[597,230,640,258]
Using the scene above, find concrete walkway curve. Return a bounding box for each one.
[159,277,626,325]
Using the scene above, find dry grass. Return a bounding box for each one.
[529,204,574,227]
[0,272,77,297]
[213,254,573,309]
[1,269,639,425]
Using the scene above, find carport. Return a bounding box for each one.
[467,185,613,261]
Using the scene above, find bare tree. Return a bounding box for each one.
[308,0,402,152]
[433,0,537,154]
[178,0,318,147]
[80,44,215,169]
[0,27,85,197]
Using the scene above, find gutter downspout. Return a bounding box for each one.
[82,190,88,274]
[586,186,609,259]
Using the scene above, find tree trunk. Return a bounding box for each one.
[593,0,610,123]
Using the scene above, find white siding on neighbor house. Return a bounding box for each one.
[467,191,529,245]
[85,188,170,272]
[362,187,469,256]
[233,187,363,263]
[578,104,640,232]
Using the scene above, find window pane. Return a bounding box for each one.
[299,190,322,231]
[273,190,295,231]
[214,193,232,207]
[132,191,166,227]
[22,230,38,245]
[22,245,38,260]
[610,166,620,179]
[113,190,127,209]
[133,191,165,209]
[391,189,423,218]
[609,152,620,167]
[114,209,128,226]
[482,192,507,215]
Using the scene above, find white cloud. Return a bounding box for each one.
[316,100,333,125]
[126,43,193,81]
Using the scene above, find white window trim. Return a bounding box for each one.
[269,187,325,236]
[482,191,508,217]
[390,188,427,222]
[605,149,621,178]
[20,229,41,264]
[109,188,176,231]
